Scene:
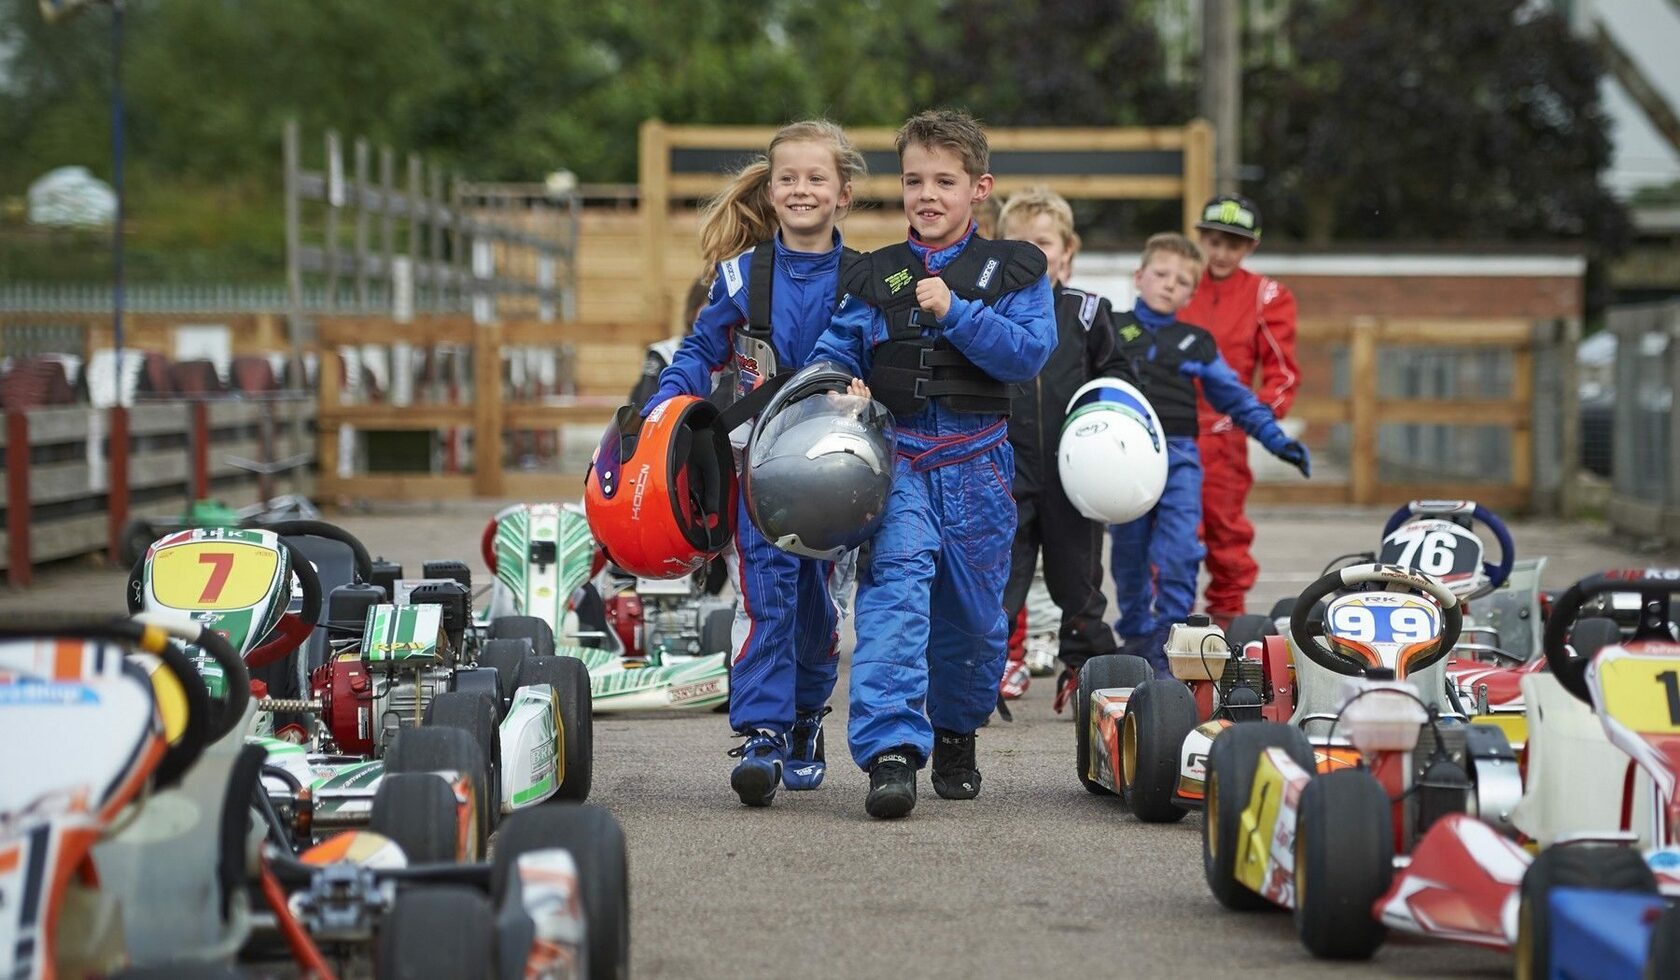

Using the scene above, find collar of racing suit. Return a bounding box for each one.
[772,228,844,282]
[907,222,978,275]
[1130,298,1178,332]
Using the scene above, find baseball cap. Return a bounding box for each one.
[1196,194,1261,241]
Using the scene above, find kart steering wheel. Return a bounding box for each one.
[481,503,528,575]
[1290,563,1464,677]
[1542,569,1679,703]
[1381,500,1514,592]
[258,519,374,584]
[242,540,323,670]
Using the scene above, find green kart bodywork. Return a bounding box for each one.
[483,502,731,712]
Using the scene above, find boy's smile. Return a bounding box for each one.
[900,142,993,251]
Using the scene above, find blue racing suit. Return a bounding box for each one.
[644,231,850,737]
[1108,300,1301,674]
[812,225,1056,768]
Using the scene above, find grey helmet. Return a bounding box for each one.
[743,361,896,560]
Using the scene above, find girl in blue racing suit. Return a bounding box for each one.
[642,120,866,807]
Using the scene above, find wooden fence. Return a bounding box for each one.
[2,396,314,585]
[1249,316,1559,510]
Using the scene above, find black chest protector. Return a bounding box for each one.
[733,240,858,395]
[844,237,1047,419]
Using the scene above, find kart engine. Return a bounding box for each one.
[312,650,454,756]
[640,593,706,665]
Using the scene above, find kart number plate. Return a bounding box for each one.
[1596,652,1680,734]
[150,541,281,611]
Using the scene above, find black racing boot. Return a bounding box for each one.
[931,728,981,800]
[865,748,917,819]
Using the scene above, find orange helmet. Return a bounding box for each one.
[584,396,735,578]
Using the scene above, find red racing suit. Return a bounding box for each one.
[1180,266,1299,618]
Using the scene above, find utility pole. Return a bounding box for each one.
[1201,0,1241,194]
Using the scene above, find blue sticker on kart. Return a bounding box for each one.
[0,680,100,705]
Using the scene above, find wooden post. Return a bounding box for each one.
[639,119,670,329]
[1349,317,1379,505]
[1182,119,1216,235]
[1511,341,1534,513]
[474,322,506,497]
[191,400,210,500]
[1200,0,1241,194]
[318,337,342,499]
[5,412,30,586]
[107,405,129,564]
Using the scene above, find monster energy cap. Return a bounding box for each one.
[1196,194,1261,241]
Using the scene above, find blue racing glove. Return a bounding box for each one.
[1255,421,1310,478]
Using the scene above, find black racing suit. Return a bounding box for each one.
[1003,285,1131,670]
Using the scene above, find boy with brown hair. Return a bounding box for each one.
[811,109,1056,818]
[1107,233,1309,678]
[995,187,1125,709]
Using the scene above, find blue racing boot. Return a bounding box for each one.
[728,728,786,807]
[783,706,832,791]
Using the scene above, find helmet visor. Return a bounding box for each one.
[1065,384,1160,451]
[750,393,893,470]
[590,405,642,499]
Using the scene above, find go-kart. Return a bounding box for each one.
[0,612,630,979]
[131,523,591,850]
[1199,563,1547,963]
[480,502,732,712]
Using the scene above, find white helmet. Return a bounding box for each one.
[1057,378,1167,524]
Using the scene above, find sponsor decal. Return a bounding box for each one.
[0,681,98,705]
[1119,324,1142,342]
[629,463,651,521]
[884,269,914,295]
[1074,419,1109,438]
[976,257,999,290]
[721,253,746,296]
[667,679,722,703]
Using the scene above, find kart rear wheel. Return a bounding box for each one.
[1121,679,1196,823]
[425,690,501,833]
[492,615,557,658]
[118,518,159,568]
[375,885,496,980]
[1076,654,1152,796]
[383,726,489,860]
[1225,613,1275,650]
[370,772,463,864]
[1203,721,1315,911]
[492,804,630,980]
[516,655,593,802]
[1514,843,1657,980]
[1647,905,1680,980]
[476,637,533,709]
[1293,769,1393,959]
[701,606,734,657]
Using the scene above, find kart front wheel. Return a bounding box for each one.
[1075,654,1152,796]
[517,655,593,802]
[701,606,734,657]
[375,885,496,980]
[1514,843,1657,980]
[383,726,489,860]
[492,614,558,658]
[1294,769,1393,959]
[1203,721,1314,911]
[426,690,501,833]
[493,805,629,980]
[1122,678,1196,822]
[476,637,534,710]
[370,772,465,865]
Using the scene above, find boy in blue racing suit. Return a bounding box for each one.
[812,109,1056,819]
[1108,233,1310,678]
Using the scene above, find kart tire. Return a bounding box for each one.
[476,637,533,709]
[118,518,159,568]
[492,804,629,980]
[375,885,496,980]
[1076,654,1153,796]
[425,690,501,834]
[111,966,246,979]
[1569,617,1622,660]
[370,772,464,865]
[1122,678,1197,823]
[1203,721,1315,911]
[383,726,489,860]
[492,615,557,658]
[1515,843,1657,980]
[1647,904,1680,980]
[1225,613,1275,649]
[1293,769,1393,959]
[701,606,734,657]
[516,655,593,803]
